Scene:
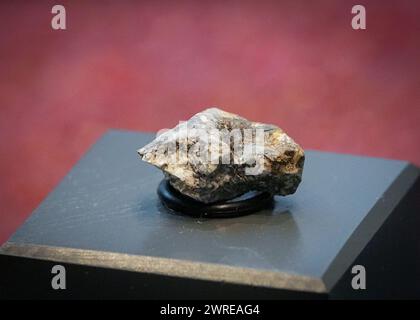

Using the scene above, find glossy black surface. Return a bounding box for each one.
[157,179,274,218]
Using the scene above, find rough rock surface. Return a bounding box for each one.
[138,108,305,203]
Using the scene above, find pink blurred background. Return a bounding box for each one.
[0,0,419,244]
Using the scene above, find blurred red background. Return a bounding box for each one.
[0,0,419,244]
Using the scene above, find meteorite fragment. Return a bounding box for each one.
[138,107,304,203]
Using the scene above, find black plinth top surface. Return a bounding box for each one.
[4,130,419,293]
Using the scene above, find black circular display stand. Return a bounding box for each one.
[157,179,274,218]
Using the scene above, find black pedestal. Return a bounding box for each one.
[1,130,419,299]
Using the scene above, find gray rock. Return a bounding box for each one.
[138,107,305,203]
